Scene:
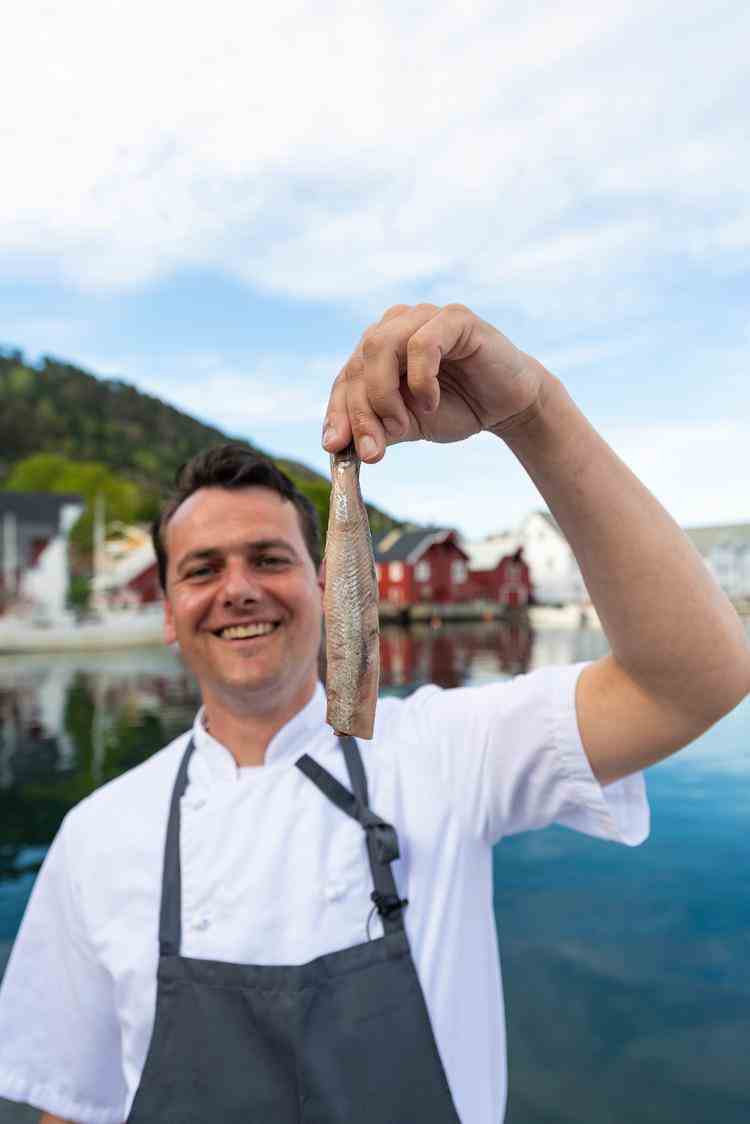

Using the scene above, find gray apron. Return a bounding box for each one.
[126,734,461,1122]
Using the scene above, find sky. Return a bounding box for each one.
[1,0,747,540]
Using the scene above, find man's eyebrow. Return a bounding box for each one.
[175,540,298,574]
[248,538,298,555]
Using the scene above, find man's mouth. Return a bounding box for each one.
[214,622,281,640]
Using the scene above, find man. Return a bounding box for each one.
[1,303,748,1123]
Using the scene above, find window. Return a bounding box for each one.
[415,560,431,582]
[389,561,404,581]
[451,560,467,583]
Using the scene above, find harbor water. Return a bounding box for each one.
[1,622,748,1122]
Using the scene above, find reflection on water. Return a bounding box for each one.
[0,623,600,869]
[1,623,749,1123]
[0,648,202,946]
[380,620,535,690]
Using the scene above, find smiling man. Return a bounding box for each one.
[161,477,325,764]
[0,303,748,1124]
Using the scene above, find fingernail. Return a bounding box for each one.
[359,436,377,460]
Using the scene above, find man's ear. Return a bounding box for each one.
[163,596,176,645]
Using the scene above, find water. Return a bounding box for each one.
[1,623,748,1122]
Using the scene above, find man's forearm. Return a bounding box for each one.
[500,359,750,722]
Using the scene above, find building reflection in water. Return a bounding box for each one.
[380,620,535,691]
[0,624,608,868]
[0,650,201,886]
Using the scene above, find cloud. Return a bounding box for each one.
[77,349,344,430]
[602,418,750,528]
[355,416,750,539]
[1,0,748,327]
[75,339,749,539]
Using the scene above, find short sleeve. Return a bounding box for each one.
[0,815,128,1123]
[398,661,650,847]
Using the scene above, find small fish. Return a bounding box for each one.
[324,442,380,739]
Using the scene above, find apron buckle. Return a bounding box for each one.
[370,890,409,919]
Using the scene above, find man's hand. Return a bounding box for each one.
[323,300,750,785]
[322,303,545,462]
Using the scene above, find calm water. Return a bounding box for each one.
[1,622,748,1123]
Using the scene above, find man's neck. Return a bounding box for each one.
[201,681,317,768]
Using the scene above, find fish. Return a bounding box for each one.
[324,441,380,739]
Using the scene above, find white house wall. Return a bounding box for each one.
[471,513,750,605]
[705,543,750,598]
[518,512,588,605]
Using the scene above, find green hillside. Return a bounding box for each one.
[0,348,404,542]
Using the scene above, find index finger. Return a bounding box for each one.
[320,310,408,453]
[360,304,441,437]
[321,366,353,452]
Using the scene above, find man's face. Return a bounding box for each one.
[163,486,323,714]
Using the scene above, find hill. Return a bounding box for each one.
[0,348,404,540]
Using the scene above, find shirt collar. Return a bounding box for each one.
[191,682,327,783]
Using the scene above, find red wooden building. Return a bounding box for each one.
[374,527,471,608]
[468,546,533,608]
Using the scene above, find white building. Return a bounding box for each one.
[683,523,750,599]
[1,492,84,620]
[466,513,750,607]
[464,511,587,606]
[516,511,587,605]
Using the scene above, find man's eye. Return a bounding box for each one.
[187,566,213,578]
[257,556,288,568]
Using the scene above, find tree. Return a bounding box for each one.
[6,454,140,556]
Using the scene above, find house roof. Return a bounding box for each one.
[93,538,157,591]
[0,491,84,523]
[374,526,468,564]
[683,522,750,552]
[463,534,519,571]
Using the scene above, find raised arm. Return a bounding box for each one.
[498,358,750,783]
[322,302,750,785]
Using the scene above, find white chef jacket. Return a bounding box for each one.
[0,661,649,1123]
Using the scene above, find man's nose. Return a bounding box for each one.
[220,561,262,606]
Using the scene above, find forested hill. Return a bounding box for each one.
[0,349,403,540]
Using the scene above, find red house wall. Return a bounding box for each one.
[412,541,470,604]
[469,553,532,606]
[377,537,470,606]
[377,561,413,605]
[497,555,531,607]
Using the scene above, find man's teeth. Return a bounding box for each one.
[220,623,278,640]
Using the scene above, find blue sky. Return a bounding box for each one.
[1,0,747,539]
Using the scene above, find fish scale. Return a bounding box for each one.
[324,443,380,739]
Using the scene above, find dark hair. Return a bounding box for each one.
[152,443,322,591]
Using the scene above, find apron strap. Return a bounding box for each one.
[159,736,196,957]
[295,736,408,936]
[340,732,370,805]
[159,733,408,956]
